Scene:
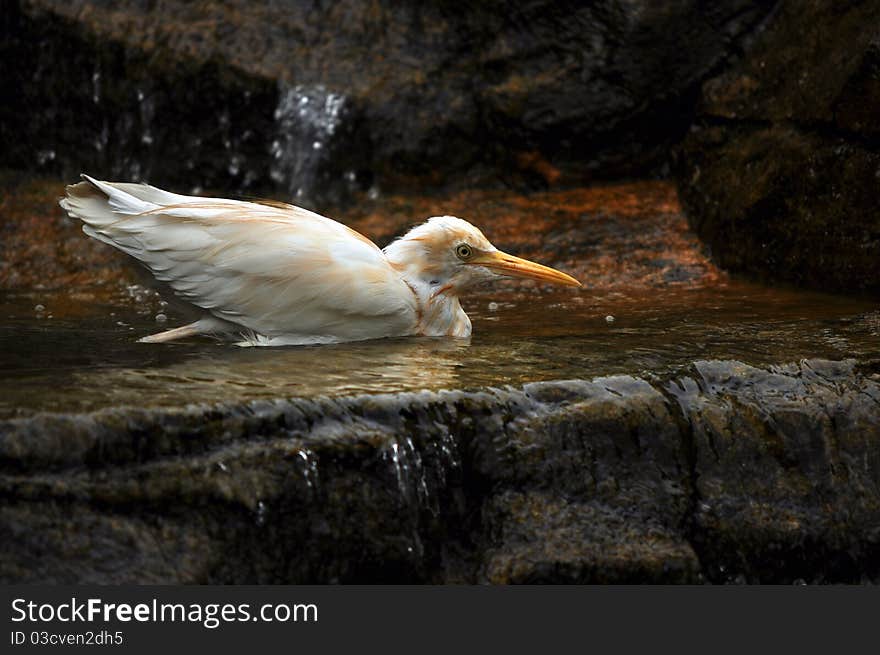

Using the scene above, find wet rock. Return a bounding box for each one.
[0,504,213,584]
[0,2,279,199]
[676,0,880,295]
[1,359,878,583]
[667,359,880,583]
[481,492,700,584]
[0,173,133,305]
[1,1,774,202]
[342,181,725,292]
[478,375,698,583]
[0,175,723,311]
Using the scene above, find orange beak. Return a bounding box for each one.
[470,250,581,287]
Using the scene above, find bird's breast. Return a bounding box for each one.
[416,295,472,338]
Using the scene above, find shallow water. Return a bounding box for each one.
[1,281,877,417]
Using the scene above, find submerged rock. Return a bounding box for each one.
[676,0,880,295]
[1,359,878,583]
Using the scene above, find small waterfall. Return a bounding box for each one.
[270,83,346,204]
[296,448,320,495]
[90,63,109,158]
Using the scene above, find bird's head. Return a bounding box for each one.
[384,215,581,295]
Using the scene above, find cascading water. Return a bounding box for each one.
[270,83,346,205]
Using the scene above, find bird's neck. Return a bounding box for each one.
[398,276,470,338]
[385,239,471,337]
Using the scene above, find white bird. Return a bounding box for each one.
[60,175,580,346]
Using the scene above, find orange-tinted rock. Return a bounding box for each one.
[0,174,138,311]
[0,174,723,317]
[340,181,724,291]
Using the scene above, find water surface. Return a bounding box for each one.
[1,282,877,418]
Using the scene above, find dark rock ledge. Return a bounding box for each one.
[675,0,880,295]
[1,358,879,584]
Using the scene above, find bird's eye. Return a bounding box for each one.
[455,244,472,260]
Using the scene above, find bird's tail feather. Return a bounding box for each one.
[60,176,244,345]
[59,174,154,225]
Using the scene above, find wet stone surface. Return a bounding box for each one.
[1,360,878,583]
[669,359,880,583]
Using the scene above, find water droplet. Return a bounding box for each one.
[34,304,45,312]
[488,302,499,311]
[155,313,167,322]
[36,150,55,166]
[91,70,101,104]
[297,449,319,491]
[605,315,615,323]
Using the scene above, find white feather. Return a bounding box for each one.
[62,176,420,343]
[58,175,584,345]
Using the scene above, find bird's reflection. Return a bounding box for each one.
[79,336,475,404]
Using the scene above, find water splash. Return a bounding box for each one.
[255,500,268,527]
[434,431,461,488]
[270,84,346,203]
[91,69,101,105]
[137,88,155,148]
[36,150,55,166]
[382,436,437,516]
[296,448,320,493]
[385,441,408,500]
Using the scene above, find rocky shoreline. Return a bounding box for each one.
[2,358,878,584]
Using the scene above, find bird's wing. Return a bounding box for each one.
[61,176,418,340]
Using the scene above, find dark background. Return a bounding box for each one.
[2,0,878,294]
